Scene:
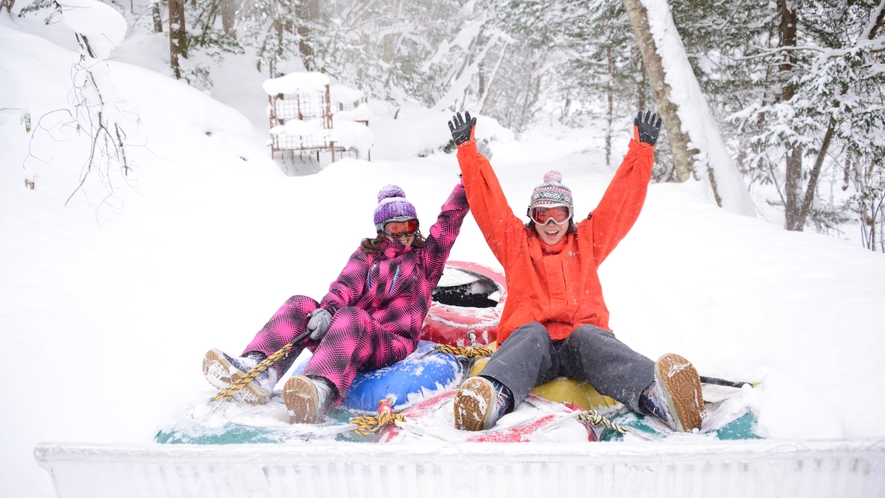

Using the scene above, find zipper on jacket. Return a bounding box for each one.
[388,265,401,293]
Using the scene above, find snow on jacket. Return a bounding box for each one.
[456,139,655,343]
[318,182,469,346]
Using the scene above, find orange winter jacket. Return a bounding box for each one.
[456,138,655,343]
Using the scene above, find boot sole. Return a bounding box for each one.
[654,353,705,432]
[454,377,495,431]
[283,376,320,424]
[202,349,270,405]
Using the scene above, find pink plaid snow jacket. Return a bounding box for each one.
[318,182,469,346]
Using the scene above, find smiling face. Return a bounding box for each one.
[382,218,419,247]
[533,218,568,245]
[386,232,416,247]
[530,205,571,245]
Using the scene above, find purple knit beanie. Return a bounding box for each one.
[374,184,417,232]
[528,170,573,210]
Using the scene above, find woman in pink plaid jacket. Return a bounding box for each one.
[202,181,469,424]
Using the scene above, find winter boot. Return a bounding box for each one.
[639,353,705,432]
[202,349,278,405]
[283,375,335,424]
[453,376,513,431]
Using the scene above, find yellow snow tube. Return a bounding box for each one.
[469,355,620,411]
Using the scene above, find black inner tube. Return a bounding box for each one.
[432,275,500,309]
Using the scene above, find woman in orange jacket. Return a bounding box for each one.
[448,111,705,433]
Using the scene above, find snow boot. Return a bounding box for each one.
[283,375,335,424]
[640,353,705,432]
[453,376,513,431]
[202,349,278,405]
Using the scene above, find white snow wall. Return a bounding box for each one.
[641,0,757,217]
[35,440,885,498]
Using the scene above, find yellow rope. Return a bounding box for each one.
[349,398,406,436]
[214,342,295,403]
[575,409,628,435]
[433,343,493,358]
[350,412,406,436]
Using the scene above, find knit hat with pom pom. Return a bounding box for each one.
[528,170,573,212]
[374,184,418,232]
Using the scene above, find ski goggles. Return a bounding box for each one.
[383,218,419,237]
[530,205,571,226]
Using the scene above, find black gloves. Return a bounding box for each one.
[448,111,476,146]
[634,111,662,146]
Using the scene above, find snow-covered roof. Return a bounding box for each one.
[262,72,331,95]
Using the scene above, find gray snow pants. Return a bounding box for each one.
[479,322,656,413]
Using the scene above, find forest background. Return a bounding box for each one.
[4,0,885,243]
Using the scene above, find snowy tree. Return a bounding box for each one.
[291,0,486,106]
[19,0,132,214]
[621,0,756,216]
[236,0,306,76]
[727,0,885,242]
[480,0,637,141]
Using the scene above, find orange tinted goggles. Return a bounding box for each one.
[384,219,419,237]
[530,206,571,225]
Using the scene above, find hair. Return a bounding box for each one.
[360,230,426,254]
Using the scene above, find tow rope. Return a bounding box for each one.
[349,398,405,436]
[574,409,628,435]
[214,330,311,403]
[432,343,493,358]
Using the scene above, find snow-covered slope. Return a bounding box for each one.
[3,10,885,498]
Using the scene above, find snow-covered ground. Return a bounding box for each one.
[3,9,885,498]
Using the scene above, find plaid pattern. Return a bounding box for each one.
[243,182,468,394]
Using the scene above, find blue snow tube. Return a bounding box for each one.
[342,340,463,412]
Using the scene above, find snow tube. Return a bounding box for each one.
[377,391,594,443]
[470,356,620,412]
[422,261,506,347]
[341,340,463,412]
[598,408,761,441]
[153,341,463,446]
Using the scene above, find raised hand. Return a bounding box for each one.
[634,111,662,146]
[476,141,493,160]
[448,111,476,146]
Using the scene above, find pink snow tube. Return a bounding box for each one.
[421,261,506,347]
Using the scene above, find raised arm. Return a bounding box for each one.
[450,112,525,268]
[587,111,661,264]
[420,181,470,282]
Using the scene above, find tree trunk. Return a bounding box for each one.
[268,19,284,77]
[779,0,803,230]
[220,0,236,37]
[152,1,163,33]
[621,0,697,182]
[606,44,613,167]
[621,0,756,216]
[637,56,646,111]
[2,0,16,14]
[168,0,187,79]
[480,42,508,113]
